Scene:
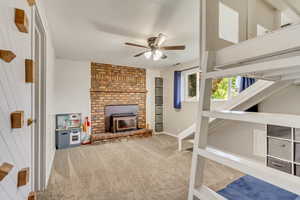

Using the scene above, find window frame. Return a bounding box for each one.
[211,77,239,101]
[257,24,269,36]
[182,70,200,102]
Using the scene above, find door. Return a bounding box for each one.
[31,7,47,191]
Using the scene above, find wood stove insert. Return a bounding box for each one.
[111,113,137,133]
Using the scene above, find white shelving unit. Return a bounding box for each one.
[188,50,300,199]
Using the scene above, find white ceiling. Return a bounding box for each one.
[44,0,200,68]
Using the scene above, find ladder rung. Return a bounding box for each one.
[194,186,227,200]
[198,146,300,196]
[202,110,300,129]
[205,55,300,79]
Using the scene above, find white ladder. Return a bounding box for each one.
[188,51,216,200]
[188,51,300,199]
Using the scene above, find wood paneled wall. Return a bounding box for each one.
[0,1,32,199]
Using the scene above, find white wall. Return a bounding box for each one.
[0,0,56,198]
[53,59,91,118]
[208,122,265,157]
[248,0,279,39]
[206,0,280,51]
[161,60,225,135]
[162,60,200,135]
[206,0,248,51]
[259,85,300,114]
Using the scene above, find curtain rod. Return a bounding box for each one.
[177,66,200,72]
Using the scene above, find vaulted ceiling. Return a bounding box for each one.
[44,0,199,68]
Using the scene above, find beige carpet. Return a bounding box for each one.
[39,135,243,200]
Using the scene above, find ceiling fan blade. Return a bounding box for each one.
[154,33,167,46]
[134,51,147,57]
[161,45,186,50]
[125,42,149,49]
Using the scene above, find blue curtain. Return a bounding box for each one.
[239,77,256,93]
[238,77,258,112]
[174,71,182,109]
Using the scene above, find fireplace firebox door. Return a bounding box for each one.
[111,113,137,133]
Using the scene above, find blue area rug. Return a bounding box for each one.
[217,175,300,200]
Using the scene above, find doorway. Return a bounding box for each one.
[31,6,47,191]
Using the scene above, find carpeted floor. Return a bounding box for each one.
[39,135,243,200]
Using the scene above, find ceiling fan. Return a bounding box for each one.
[125,33,186,61]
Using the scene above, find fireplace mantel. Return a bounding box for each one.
[90,89,148,93]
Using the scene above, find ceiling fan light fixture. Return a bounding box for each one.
[153,50,163,61]
[157,33,167,46]
[144,51,152,59]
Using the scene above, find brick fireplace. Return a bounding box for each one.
[90,63,149,140]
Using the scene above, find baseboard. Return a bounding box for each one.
[153,131,164,135]
[45,148,56,188]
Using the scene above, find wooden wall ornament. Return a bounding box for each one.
[25,59,35,83]
[15,8,29,33]
[0,50,16,63]
[11,111,24,129]
[17,168,29,187]
[28,192,36,200]
[27,0,36,6]
[0,163,14,181]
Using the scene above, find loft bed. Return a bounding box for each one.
[188,23,300,199]
[215,23,300,68]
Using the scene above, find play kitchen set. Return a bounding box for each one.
[56,113,91,149]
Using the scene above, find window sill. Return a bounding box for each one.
[212,99,228,102]
[183,99,199,103]
[183,99,229,103]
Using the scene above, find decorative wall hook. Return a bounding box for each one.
[0,163,14,181]
[17,168,29,187]
[28,192,36,200]
[27,0,36,6]
[25,59,35,83]
[11,111,24,129]
[15,8,29,33]
[0,50,16,63]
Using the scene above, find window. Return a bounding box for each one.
[257,24,269,36]
[182,70,200,102]
[181,70,239,102]
[281,12,293,26]
[211,77,239,100]
[219,2,239,44]
[187,73,197,98]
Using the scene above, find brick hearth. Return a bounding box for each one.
[90,63,148,140]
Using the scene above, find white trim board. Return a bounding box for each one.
[203,110,300,129]
[198,146,300,196]
[160,132,179,138]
